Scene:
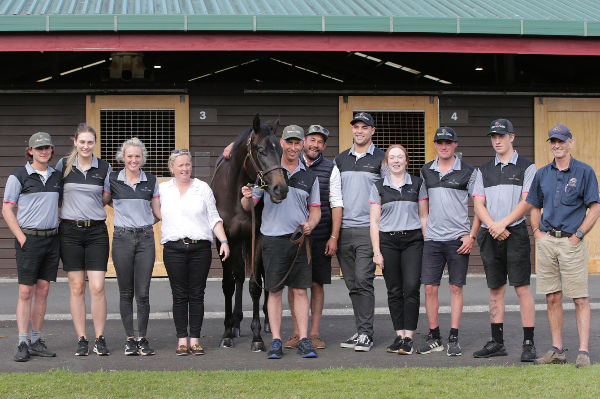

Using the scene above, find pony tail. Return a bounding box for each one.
[63,149,78,177]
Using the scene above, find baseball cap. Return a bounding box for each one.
[350,112,375,127]
[282,125,304,141]
[488,119,514,135]
[547,124,572,141]
[29,132,54,148]
[433,126,457,142]
[307,124,329,141]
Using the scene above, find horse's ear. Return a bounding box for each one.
[272,119,280,134]
[253,114,261,135]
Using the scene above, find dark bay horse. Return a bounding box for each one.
[211,115,288,352]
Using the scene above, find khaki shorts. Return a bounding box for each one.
[535,234,588,298]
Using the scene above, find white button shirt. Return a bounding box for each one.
[159,178,223,245]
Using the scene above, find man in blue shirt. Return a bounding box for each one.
[526,124,600,367]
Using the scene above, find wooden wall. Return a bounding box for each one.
[0,93,534,277]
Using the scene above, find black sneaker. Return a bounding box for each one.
[447,335,462,356]
[124,338,139,356]
[14,341,30,362]
[521,339,536,362]
[297,338,318,358]
[354,334,373,352]
[75,336,89,356]
[267,339,283,359]
[340,333,359,349]
[28,338,56,357]
[473,340,507,358]
[416,333,443,354]
[93,335,110,356]
[398,337,413,355]
[137,337,156,356]
[387,336,404,353]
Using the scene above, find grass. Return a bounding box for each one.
[1,366,599,398]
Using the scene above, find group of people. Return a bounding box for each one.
[3,113,599,368]
[3,125,229,362]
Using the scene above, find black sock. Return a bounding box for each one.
[430,327,441,339]
[523,327,534,342]
[491,323,504,344]
[449,328,459,338]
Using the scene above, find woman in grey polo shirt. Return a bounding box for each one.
[369,145,428,355]
[107,138,161,356]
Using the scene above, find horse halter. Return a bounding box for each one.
[244,132,284,189]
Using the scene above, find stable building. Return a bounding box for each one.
[1,0,600,277]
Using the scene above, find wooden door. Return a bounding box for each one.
[534,97,600,272]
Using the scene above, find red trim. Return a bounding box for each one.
[1,32,600,55]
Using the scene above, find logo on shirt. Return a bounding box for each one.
[566,177,578,192]
[507,175,521,183]
[90,173,104,180]
[140,186,152,193]
[445,178,461,186]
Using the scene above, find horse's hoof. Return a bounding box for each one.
[220,338,234,348]
[263,323,271,333]
[251,341,266,352]
[233,328,240,338]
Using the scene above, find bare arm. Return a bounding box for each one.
[370,203,383,269]
[418,199,428,236]
[325,206,342,256]
[299,205,321,236]
[151,196,161,222]
[212,220,230,261]
[2,202,26,247]
[530,206,545,240]
[569,202,600,244]
[457,213,480,255]
[102,191,112,206]
[241,185,254,211]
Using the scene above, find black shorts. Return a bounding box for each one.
[421,239,470,286]
[15,234,60,285]
[478,221,531,289]
[310,237,332,285]
[59,221,110,272]
[262,235,312,292]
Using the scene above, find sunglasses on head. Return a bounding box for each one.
[172,149,189,154]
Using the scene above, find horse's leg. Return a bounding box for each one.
[263,289,271,333]
[232,270,244,338]
[249,277,266,352]
[220,246,242,348]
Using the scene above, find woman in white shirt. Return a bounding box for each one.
[159,149,229,356]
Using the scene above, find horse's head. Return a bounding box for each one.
[247,114,288,203]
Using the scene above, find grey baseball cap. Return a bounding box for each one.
[282,125,304,141]
[29,132,54,148]
[307,124,329,141]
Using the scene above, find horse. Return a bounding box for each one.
[210,114,288,352]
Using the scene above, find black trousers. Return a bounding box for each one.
[379,229,424,332]
[163,240,212,338]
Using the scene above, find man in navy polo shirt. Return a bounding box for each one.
[472,119,537,361]
[527,124,600,367]
[241,125,321,359]
[417,127,480,357]
[335,112,385,352]
[2,132,62,362]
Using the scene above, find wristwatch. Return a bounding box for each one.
[575,229,585,239]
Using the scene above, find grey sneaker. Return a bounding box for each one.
[521,339,536,362]
[28,338,56,357]
[575,353,591,368]
[354,334,373,352]
[416,333,443,354]
[447,335,462,356]
[534,349,567,365]
[340,333,359,349]
[14,341,30,362]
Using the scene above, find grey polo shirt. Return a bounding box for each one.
[3,163,61,230]
[107,169,159,228]
[56,155,112,221]
[472,151,536,228]
[253,161,320,236]
[369,173,427,232]
[421,156,476,241]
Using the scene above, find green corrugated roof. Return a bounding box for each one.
[0,0,600,36]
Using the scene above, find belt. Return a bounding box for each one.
[114,225,153,232]
[547,229,573,238]
[384,230,408,235]
[21,228,59,237]
[177,238,199,245]
[61,219,105,228]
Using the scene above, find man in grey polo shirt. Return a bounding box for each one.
[241,125,321,359]
[472,119,537,361]
[335,112,385,352]
[2,132,62,362]
[417,127,480,357]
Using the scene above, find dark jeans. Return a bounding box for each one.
[112,226,155,337]
[163,240,212,338]
[380,229,423,332]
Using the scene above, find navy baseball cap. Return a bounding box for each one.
[433,126,457,142]
[547,124,572,141]
[350,112,375,127]
[488,119,514,135]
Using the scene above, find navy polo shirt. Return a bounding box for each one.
[526,157,600,234]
